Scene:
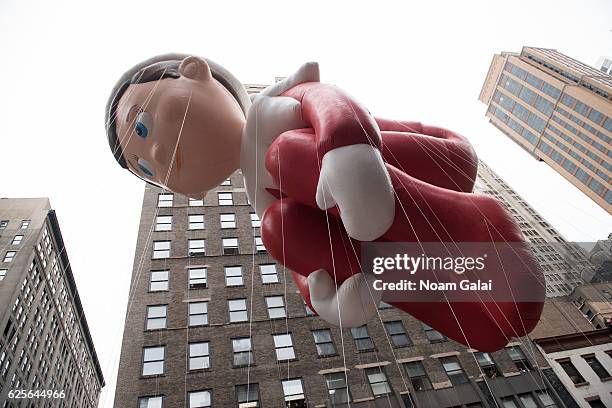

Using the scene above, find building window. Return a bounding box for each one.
[189,342,210,370]
[588,108,604,124]
[229,299,248,322]
[218,192,233,206]
[189,198,203,207]
[281,378,306,406]
[582,354,610,379]
[157,193,173,207]
[558,359,586,384]
[273,334,295,361]
[222,238,239,255]
[188,267,207,289]
[325,372,350,404]
[189,302,208,326]
[188,239,206,257]
[518,393,539,408]
[11,235,23,246]
[0,269,6,281]
[254,236,265,252]
[221,178,232,186]
[265,296,286,319]
[441,356,468,385]
[475,352,501,378]
[188,215,205,230]
[351,325,374,351]
[0,220,7,229]
[535,390,558,408]
[421,322,445,343]
[154,216,172,231]
[312,329,337,357]
[384,321,410,348]
[138,396,163,408]
[404,361,432,391]
[188,390,211,408]
[220,213,236,228]
[146,305,167,330]
[152,241,170,259]
[236,384,260,408]
[506,345,532,372]
[3,251,16,263]
[232,337,253,366]
[366,367,392,397]
[150,270,169,291]
[225,266,243,286]
[501,397,519,408]
[587,399,606,408]
[20,220,30,229]
[260,264,279,284]
[250,213,261,227]
[142,346,165,376]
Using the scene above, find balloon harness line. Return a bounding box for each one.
[343,102,504,408]
[381,115,603,395]
[370,113,581,407]
[1,68,182,407]
[375,114,563,407]
[104,69,177,407]
[338,95,583,407]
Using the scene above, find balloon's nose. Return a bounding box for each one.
[151,142,167,165]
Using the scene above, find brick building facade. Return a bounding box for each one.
[114,170,574,408]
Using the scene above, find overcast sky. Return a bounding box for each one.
[0,0,611,406]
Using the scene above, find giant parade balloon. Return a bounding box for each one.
[105,54,544,352]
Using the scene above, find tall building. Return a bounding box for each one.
[114,167,575,408]
[0,198,105,407]
[475,161,592,298]
[479,47,612,213]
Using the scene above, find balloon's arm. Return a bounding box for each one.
[282,83,395,241]
[281,82,382,154]
[242,61,321,217]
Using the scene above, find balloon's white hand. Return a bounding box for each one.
[316,144,395,241]
[307,269,381,328]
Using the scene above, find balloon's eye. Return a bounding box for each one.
[137,158,155,177]
[135,122,148,138]
[135,112,152,139]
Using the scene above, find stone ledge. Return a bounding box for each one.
[430,351,461,359]
[396,356,425,364]
[355,361,391,369]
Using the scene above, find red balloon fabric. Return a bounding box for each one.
[260,82,544,352]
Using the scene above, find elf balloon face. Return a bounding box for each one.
[113,57,246,199]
